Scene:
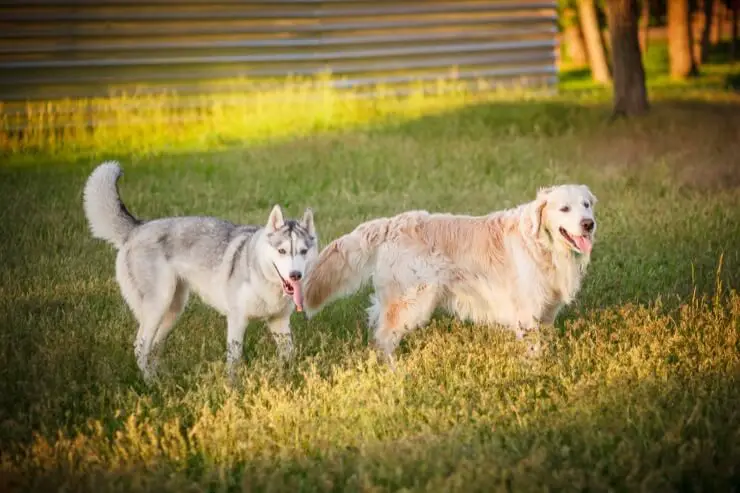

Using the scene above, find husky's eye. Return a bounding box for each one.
[560,206,571,213]
[299,248,308,256]
[277,248,287,255]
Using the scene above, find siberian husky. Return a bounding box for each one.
[83,162,319,381]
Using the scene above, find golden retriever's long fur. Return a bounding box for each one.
[304,185,598,361]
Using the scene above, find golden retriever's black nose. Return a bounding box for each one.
[289,271,302,281]
[581,219,595,233]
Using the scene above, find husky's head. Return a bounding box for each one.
[264,204,318,312]
[530,184,597,256]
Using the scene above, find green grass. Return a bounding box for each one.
[1,42,740,492]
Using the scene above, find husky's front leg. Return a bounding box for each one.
[266,312,294,361]
[226,311,248,381]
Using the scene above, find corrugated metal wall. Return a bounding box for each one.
[0,0,558,127]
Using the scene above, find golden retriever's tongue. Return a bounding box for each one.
[290,280,304,312]
[573,235,593,255]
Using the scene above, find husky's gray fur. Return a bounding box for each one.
[83,161,318,382]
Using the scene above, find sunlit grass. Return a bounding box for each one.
[1,39,740,492]
[1,74,555,158]
[1,277,739,491]
[2,88,740,490]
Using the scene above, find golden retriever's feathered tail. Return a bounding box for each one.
[304,217,391,315]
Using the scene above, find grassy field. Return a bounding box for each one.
[1,43,740,491]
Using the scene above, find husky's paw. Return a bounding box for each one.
[139,359,163,385]
[303,307,319,320]
[273,333,295,362]
[141,370,158,386]
[225,364,244,391]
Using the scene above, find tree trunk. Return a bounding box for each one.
[605,0,649,117]
[710,1,722,44]
[691,0,714,65]
[714,1,727,43]
[563,7,589,66]
[578,0,611,83]
[668,0,697,78]
[699,0,716,62]
[732,0,739,60]
[639,0,650,52]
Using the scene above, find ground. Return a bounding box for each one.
[0,43,739,492]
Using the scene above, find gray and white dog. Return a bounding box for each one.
[83,161,319,381]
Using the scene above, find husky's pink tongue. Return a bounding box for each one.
[573,235,593,255]
[290,280,304,312]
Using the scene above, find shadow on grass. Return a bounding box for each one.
[368,98,613,141]
[0,293,147,448]
[705,40,740,66]
[380,96,738,136]
[726,71,740,91]
[558,66,593,86]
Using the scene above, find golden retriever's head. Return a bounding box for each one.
[530,184,598,256]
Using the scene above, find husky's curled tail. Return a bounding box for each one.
[83,161,140,248]
[304,217,393,314]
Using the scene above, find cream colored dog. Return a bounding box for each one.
[303,185,598,363]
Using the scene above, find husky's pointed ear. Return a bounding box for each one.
[301,207,316,236]
[266,204,284,232]
[582,185,598,205]
[530,187,551,236]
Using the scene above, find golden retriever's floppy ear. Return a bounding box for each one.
[530,187,552,235]
[581,185,598,205]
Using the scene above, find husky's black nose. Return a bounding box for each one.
[289,271,302,281]
[581,218,595,233]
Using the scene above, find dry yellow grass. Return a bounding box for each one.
[1,282,738,492]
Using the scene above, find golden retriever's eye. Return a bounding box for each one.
[278,248,287,255]
[299,248,308,256]
[560,206,571,213]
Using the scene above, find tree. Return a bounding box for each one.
[563,6,589,66]
[698,0,716,63]
[711,0,727,44]
[668,0,697,78]
[605,0,649,117]
[639,0,651,52]
[732,0,739,61]
[578,0,611,82]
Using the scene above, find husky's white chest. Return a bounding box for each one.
[238,282,292,319]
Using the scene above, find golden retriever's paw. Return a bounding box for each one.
[524,340,543,359]
[516,329,544,362]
